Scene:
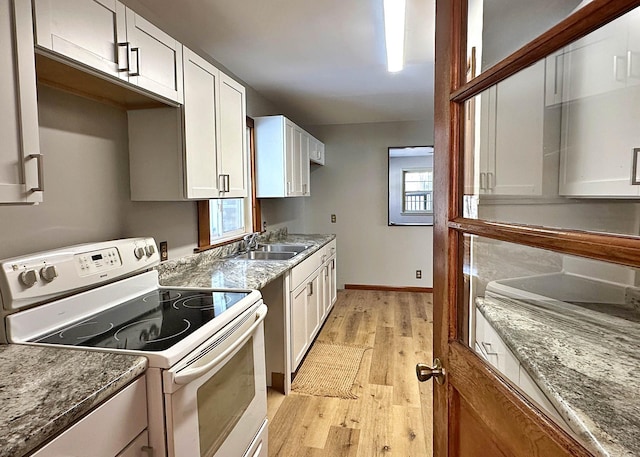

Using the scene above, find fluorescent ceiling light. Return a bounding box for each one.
[383,0,406,73]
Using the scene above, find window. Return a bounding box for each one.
[403,169,433,214]
[208,198,246,240]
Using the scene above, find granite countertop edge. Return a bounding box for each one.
[476,296,637,457]
[158,233,336,290]
[0,345,147,457]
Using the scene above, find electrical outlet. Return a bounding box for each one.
[262,221,267,232]
[416,270,422,279]
[160,241,168,261]
[331,214,336,223]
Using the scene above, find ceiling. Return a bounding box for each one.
[121,0,435,126]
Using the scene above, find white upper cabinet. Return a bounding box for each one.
[218,73,247,198]
[124,8,183,103]
[0,0,43,204]
[33,0,183,104]
[478,61,545,196]
[309,137,325,165]
[558,9,640,197]
[129,48,247,201]
[33,0,127,80]
[182,48,221,198]
[255,115,319,198]
[559,10,640,103]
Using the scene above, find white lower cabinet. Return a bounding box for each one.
[291,280,310,370]
[475,311,571,430]
[289,240,337,371]
[0,0,43,204]
[33,376,149,457]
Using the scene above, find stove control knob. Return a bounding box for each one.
[19,269,38,287]
[134,247,145,259]
[145,245,155,257]
[40,265,58,282]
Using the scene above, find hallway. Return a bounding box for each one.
[267,289,434,456]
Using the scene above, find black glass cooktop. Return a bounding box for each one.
[33,289,250,351]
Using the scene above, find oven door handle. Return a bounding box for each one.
[173,304,268,385]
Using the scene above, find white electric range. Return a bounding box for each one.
[0,237,268,457]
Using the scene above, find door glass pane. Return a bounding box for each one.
[197,339,255,456]
[462,6,640,237]
[466,0,587,80]
[462,234,640,457]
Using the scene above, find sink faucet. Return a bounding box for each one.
[243,232,259,251]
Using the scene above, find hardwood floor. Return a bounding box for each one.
[268,289,434,457]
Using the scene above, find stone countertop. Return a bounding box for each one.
[158,234,336,289]
[477,293,640,457]
[0,345,147,457]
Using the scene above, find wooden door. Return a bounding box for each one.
[432,1,640,456]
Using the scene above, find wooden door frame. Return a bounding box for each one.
[433,1,640,456]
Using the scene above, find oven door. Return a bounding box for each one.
[163,302,268,457]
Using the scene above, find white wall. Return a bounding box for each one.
[0,80,282,261]
[261,120,434,288]
[0,87,130,259]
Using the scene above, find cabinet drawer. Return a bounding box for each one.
[33,376,148,457]
[290,250,323,290]
[475,311,520,383]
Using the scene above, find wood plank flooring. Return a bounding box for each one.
[268,289,434,457]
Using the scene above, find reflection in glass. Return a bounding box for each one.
[463,6,640,238]
[466,0,585,79]
[463,235,640,457]
[388,146,434,225]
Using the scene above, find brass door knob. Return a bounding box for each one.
[416,358,446,385]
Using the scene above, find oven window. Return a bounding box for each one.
[197,338,255,457]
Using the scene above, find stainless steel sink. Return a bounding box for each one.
[256,244,310,253]
[235,251,298,260]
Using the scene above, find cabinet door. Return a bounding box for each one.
[559,87,640,196]
[329,256,337,306]
[0,0,42,204]
[300,132,310,196]
[218,73,247,198]
[125,8,183,103]
[478,62,544,196]
[291,282,308,369]
[183,48,220,199]
[561,15,628,102]
[33,0,127,80]
[305,275,321,342]
[291,128,304,196]
[492,61,545,195]
[625,8,640,89]
[320,264,330,321]
[284,121,296,196]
